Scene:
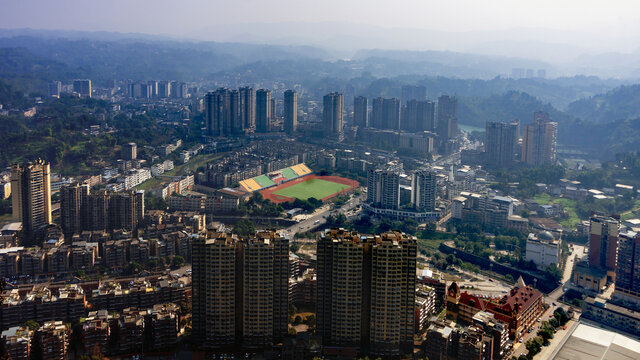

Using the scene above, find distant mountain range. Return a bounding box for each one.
[1,29,640,159]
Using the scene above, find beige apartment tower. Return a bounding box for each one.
[317,229,416,356]
[192,230,289,350]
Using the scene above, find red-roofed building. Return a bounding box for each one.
[446,278,543,339]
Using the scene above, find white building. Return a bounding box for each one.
[525,232,560,267]
[151,164,165,176]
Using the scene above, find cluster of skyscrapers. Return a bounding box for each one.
[60,183,145,237]
[127,80,189,99]
[483,111,557,167]
[191,228,417,356]
[353,90,457,142]
[366,169,437,212]
[205,88,299,137]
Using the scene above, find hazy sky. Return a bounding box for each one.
[2,0,639,36]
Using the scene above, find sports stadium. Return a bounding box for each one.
[238,163,358,204]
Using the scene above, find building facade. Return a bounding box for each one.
[589,214,620,282]
[192,230,289,350]
[256,89,272,133]
[284,90,298,135]
[316,229,416,356]
[354,96,369,128]
[11,160,52,242]
[323,92,344,141]
[521,111,558,166]
[485,121,519,167]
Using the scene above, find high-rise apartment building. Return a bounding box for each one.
[206,87,256,136]
[521,111,558,166]
[122,142,137,160]
[354,96,369,128]
[72,79,92,98]
[411,170,436,212]
[284,90,297,135]
[437,95,458,140]
[158,81,171,98]
[405,100,436,132]
[11,160,52,242]
[589,214,620,282]
[170,81,188,98]
[485,121,519,167]
[230,90,243,135]
[367,169,400,210]
[270,98,277,121]
[60,186,144,235]
[614,231,640,305]
[239,87,256,132]
[371,97,384,129]
[371,98,401,130]
[60,183,89,237]
[383,98,401,130]
[316,229,416,356]
[147,80,158,97]
[205,88,231,137]
[48,81,61,98]
[401,85,427,103]
[192,230,289,350]
[256,89,272,133]
[323,92,344,141]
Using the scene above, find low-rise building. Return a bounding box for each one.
[573,260,608,292]
[118,308,145,354]
[38,321,70,360]
[446,277,543,339]
[150,303,179,349]
[81,310,110,355]
[2,326,32,360]
[582,297,640,337]
[525,232,561,267]
[415,285,436,333]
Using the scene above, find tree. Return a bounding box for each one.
[24,320,39,331]
[173,255,185,267]
[525,336,543,356]
[288,327,297,336]
[233,219,255,237]
[293,316,302,325]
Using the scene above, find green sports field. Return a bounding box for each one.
[273,178,350,200]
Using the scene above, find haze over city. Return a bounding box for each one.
[1,1,640,360]
[3,0,640,69]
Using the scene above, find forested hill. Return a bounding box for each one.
[567,84,640,123]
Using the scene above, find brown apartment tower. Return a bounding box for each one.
[11,160,52,242]
[192,230,289,350]
[589,214,620,282]
[316,229,417,357]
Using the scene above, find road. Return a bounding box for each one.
[510,244,584,359]
[283,193,363,239]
